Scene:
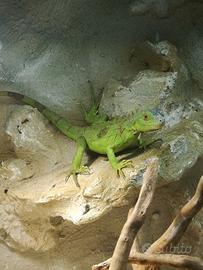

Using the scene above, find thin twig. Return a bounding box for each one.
[108,159,159,270]
[93,176,203,270]
[135,175,203,270]
[92,253,203,270]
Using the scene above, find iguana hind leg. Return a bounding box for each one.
[66,137,89,187]
[106,148,133,177]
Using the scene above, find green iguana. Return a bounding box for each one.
[0,91,162,187]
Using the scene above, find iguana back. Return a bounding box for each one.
[84,118,138,154]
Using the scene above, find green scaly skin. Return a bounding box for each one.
[0,91,162,187]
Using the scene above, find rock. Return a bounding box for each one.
[0,40,202,263]
[0,85,202,257]
[100,40,203,183]
[182,32,203,90]
[0,158,33,183]
[0,102,159,252]
[4,105,78,179]
[99,41,189,124]
[99,70,178,118]
[134,40,187,72]
[158,118,203,181]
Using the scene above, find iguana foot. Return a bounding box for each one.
[65,166,90,187]
[116,159,133,177]
[77,165,90,174]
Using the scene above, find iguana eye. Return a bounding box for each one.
[144,114,148,121]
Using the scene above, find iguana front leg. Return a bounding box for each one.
[106,148,133,176]
[66,137,89,187]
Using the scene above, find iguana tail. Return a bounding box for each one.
[0,91,81,141]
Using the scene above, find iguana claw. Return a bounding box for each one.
[65,165,90,187]
[116,159,133,177]
[77,165,90,175]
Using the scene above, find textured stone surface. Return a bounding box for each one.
[0,102,158,253]
[100,41,203,183]
[99,70,178,117]
[99,40,189,120]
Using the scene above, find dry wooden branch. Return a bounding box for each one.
[92,253,203,270]
[92,172,203,270]
[92,258,111,270]
[135,175,203,270]
[148,175,203,252]
[108,159,159,270]
[129,253,203,270]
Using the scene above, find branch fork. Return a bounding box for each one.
[92,159,203,270]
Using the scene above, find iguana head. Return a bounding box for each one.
[133,111,162,132]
